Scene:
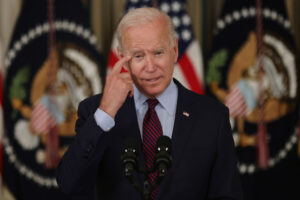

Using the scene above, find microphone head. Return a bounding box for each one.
[154,136,172,176]
[156,135,172,153]
[121,138,139,176]
[123,138,139,155]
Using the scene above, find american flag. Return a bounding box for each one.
[107,0,204,94]
[30,95,62,134]
[225,85,249,117]
[225,80,257,118]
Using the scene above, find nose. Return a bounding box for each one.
[145,55,156,72]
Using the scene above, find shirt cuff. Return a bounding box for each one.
[94,108,115,132]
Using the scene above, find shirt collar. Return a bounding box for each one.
[134,79,178,116]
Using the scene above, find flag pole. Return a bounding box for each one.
[256,0,269,169]
[45,0,60,169]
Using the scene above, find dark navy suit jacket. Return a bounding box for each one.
[56,80,242,200]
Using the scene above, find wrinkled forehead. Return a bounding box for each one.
[118,13,175,50]
[122,25,171,52]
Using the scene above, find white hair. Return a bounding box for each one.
[116,7,176,51]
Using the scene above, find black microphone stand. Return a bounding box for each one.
[142,155,171,200]
[142,173,164,200]
[121,136,172,200]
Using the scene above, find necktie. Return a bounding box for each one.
[143,98,162,199]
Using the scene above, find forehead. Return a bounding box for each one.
[121,18,171,51]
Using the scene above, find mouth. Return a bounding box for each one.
[143,77,160,83]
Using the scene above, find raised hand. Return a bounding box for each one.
[99,56,133,118]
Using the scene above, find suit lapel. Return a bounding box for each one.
[116,97,146,183]
[171,89,195,170]
[117,97,142,142]
[156,81,197,199]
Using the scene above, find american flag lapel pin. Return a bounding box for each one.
[183,111,189,117]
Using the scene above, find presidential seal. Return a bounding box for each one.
[3,20,103,191]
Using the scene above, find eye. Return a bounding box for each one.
[155,51,162,55]
[133,53,144,60]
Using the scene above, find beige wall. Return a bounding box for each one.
[0,0,22,76]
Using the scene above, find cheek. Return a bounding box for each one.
[161,59,175,73]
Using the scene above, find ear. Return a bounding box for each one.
[173,38,179,63]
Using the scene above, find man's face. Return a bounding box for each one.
[120,17,178,98]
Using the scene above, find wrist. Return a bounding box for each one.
[99,103,117,119]
[94,108,115,132]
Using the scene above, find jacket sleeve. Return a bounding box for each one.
[56,98,108,196]
[208,107,243,200]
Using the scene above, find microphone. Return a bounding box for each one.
[120,138,142,196]
[121,138,139,177]
[154,136,172,178]
[143,136,172,200]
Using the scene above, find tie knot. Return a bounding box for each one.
[147,98,159,109]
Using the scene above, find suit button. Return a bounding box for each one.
[86,144,93,152]
[84,144,94,158]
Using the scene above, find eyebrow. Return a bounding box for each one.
[129,47,166,55]
[130,50,143,55]
[153,47,165,52]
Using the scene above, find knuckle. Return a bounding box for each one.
[120,84,127,91]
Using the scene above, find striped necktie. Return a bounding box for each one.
[142,98,162,199]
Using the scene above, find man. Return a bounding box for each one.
[56,7,242,200]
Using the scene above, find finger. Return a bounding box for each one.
[120,73,133,96]
[128,84,134,97]
[120,74,133,88]
[119,72,132,80]
[122,58,131,72]
[111,56,132,74]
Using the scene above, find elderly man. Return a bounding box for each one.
[56,7,242,200]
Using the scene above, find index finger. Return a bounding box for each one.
[111,56,132,74]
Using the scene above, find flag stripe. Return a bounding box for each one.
[107,50,118,69]
[178,54,204,94]
[30,101,56,134]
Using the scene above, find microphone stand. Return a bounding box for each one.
[143,180,151,200]
[141,166,167,200]
[122,136,172,200]
[124,172,143,197]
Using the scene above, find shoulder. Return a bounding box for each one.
[80,93,102,106]
[189,90,227,111]
[175,79,228,115]
[77,93,102,113]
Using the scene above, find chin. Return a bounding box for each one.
[143,87,164,98]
